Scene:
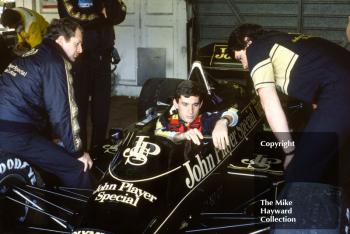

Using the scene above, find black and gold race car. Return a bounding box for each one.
[0,44,309,234]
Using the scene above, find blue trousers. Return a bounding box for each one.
[0,131,91,188]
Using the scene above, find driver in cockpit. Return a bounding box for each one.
[154,80,238,150]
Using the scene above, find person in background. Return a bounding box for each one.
[0,18,92,188]
[57,0,126,150]
[155,80,239,150]
[0,7,48,55]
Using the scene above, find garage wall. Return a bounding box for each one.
[195,0,350,49]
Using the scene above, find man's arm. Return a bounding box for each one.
[154,117,178,140]
[173,129,203,145]
[42,57,83,157]
[221,107,239,127]
[258,86,295,169]
[42,57,93,170]
[211,107,238,150]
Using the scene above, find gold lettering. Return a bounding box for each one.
[292,34,312,43]
[214,47,231,60]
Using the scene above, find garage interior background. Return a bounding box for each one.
[2,0,350,98]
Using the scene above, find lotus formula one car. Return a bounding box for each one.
[0,43,310,234]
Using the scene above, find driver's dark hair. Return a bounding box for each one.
[228,23,265,56]
[174,80,204,102]
[0,8,21,28]
[45,18,83,41]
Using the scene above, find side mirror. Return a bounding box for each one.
[109,128,123,143]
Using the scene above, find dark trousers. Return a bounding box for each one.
[285,79,350,185]
[0,131,91,189]
[275,79,350,232]
[73,51,112,150]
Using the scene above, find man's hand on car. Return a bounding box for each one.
[174,128,203,145]
[212,118,230,150]
[78,152,93,172]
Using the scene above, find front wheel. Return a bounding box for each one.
[0,150,38,232]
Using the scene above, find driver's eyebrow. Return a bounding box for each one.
[181,101,200,106]
[181,101,189,106]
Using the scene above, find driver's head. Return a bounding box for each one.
[0,9,22,29]
[45,18,83,62]
[173,80,204,124]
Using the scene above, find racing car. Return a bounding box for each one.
[0,43,309,234]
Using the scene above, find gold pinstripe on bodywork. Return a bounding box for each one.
[63,0,98,21]
[63,59,82,151]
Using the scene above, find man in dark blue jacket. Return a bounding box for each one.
[0,18,93,188]
[57,0,126,150]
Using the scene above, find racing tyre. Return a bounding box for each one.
[138,78,183,120]
[0,151,38,233]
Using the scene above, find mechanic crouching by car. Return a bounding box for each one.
[0,18,93,189]
[155,80,238,150]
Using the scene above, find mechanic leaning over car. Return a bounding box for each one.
[0,7,49,55]
[0,18,93,189]
[228,23,350,230]
[155,80,239,150]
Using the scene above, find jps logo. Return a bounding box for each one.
[214,46,231,60]
[123,136,160,166]
[102,141,122,154]
[241,154,281,170]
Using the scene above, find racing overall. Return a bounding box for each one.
[12,7,49,48]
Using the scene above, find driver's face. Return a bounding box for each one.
[174,95,202,124]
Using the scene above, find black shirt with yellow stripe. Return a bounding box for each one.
[247,32,350,104]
